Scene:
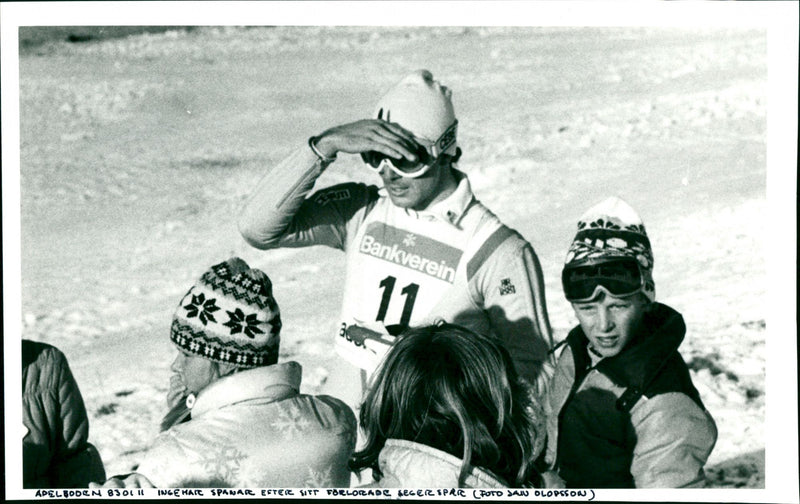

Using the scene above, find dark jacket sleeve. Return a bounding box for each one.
[22,342,106,488]
[52,353,106,487]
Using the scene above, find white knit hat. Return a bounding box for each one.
[373,69,458,155]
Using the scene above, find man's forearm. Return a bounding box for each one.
[238,147,328,248]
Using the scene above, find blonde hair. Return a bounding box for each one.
[349,323,539,487]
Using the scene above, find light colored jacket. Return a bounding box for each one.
[136,361,356,488]
[359,439,507,488]
[545,303,717,488]
[22,340,106,488]
[238,147,554,398]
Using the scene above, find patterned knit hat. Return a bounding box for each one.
[170,258,282,368]
[564,197,655,301]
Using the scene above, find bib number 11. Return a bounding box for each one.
[376,275,419,327]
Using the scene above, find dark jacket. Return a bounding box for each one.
[22,340,106,488]
[545,303,717,488]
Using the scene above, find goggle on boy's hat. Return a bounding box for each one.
[562,197,655,303]
[361,70,458,177]
[170,258,282,368]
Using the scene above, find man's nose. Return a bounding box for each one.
[597,308,615,332]
[380,163,401,181]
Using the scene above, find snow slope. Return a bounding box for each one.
[16,26,771,488]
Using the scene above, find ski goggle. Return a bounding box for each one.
[562,257,644,302]
[360,120,458,178]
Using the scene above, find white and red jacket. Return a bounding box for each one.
[239,147,554,397]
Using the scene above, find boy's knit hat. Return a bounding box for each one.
[170,258,281,368]
[373,69,458,155]
[564,197,656,301]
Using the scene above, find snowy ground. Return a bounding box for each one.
[13,25,774,489]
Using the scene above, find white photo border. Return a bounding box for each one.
[2,2,797,502]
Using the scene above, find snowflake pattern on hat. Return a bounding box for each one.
[170,258,281,368]
[183,293,220,326]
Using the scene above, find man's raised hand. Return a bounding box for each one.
[313,120,420,162]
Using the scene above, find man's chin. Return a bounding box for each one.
[386,193,412,207]
[388,193,429,211]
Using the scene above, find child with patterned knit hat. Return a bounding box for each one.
[542,197,717,488]
[90,258,356,489]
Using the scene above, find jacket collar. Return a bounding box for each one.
[421,168,475,227]
[377,439,507,488]
[565,303,686,389]
[382,168,476,228]
[192,361,302,417]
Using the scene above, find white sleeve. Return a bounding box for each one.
[630,392,718,488]
[238,146,377,252]
[238,146,328,249]
[471,236,555,399]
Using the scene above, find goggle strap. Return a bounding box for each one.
[431,120,458,157]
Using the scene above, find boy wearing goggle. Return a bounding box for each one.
[238,70,554,408]
[542,197,717,489]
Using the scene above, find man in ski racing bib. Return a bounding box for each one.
[239,70,554,404]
